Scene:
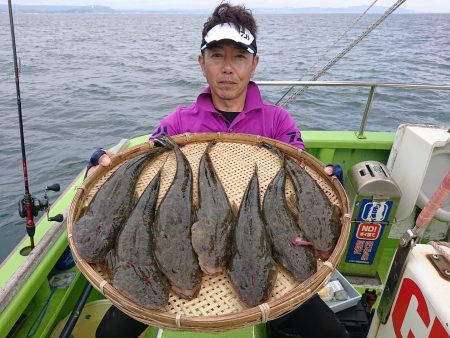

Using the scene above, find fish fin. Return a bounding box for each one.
[286,193,299,218]
[332,203,342,217]
[172,283,201,300]
[155,165,164,177]
[158,152,171,171]
[160,135,178,149]
[231,201,239,217]
[133,265,149,280]
[206,142,215,151]
[193,207,199,221]
[260,142,284,163]
[132,190,140,203]
[105,249,117,276]
[154,136,168,148]
[315,249,333,260]
[260,141,272,150]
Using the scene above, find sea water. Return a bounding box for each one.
[0,13,449,261]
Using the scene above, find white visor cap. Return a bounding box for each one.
[201,23,257,54]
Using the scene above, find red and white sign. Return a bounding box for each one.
[391,278,449,338]
[367,245,449,338]
[356,223,381,240]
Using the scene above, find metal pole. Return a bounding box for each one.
[356,85,377,139]
[59,283,93,338]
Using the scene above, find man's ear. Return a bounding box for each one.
[198,53,205,75]
[251,54,259,77]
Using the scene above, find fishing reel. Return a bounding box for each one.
[18,184,64,223]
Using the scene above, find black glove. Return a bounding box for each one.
[326,164,344,186]
[84,148,107,179]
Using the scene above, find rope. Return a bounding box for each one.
[276,0,379,105]
[175,312,182,328]
[99,280,107,294]
[258,303,271,323]
[27,287,56,337]
[280,0,407,108]
[323,261,334,270]
[429,241,450,263]
[306,0,380,78]
[184,132,192,142]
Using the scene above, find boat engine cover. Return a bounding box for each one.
[387,124,450,222]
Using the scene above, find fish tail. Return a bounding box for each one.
[155,162,165,178]
[158,135,178,150]
[206,142,215,151]
[261,142,285,164]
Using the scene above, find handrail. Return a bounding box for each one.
[256,81,450,90]
[256,81,450,138]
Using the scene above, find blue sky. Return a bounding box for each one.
[11,1,450,13]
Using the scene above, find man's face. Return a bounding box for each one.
[198,40,259,110]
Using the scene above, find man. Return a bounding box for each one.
[87,3,343,177]
[147,4,304,150]
[94,3,343,337]
[87,2,306,179]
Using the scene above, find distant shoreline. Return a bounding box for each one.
[1,4,439,15]
[1,4,449,14]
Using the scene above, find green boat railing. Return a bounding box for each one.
[257,81,450,138]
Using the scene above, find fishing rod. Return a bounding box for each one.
[8,0,63,251]
[278,0,407,107]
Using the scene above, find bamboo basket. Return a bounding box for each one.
[67,132,350,332]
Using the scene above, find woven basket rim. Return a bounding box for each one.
[67,132,350,332]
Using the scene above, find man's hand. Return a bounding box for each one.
[85,148,113,178]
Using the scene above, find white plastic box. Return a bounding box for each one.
[387,124,450,223]
[325,270,361,313]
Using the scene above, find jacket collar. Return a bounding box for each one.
[196,81,263,114]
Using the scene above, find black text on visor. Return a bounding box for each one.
[200,24,257,54]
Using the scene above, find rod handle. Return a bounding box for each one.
[49,214,64,223]
[46,183,60,192]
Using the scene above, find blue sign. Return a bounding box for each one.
[357,199,393,222]
[345,199,393,265]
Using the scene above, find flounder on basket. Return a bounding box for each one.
[72,147,166,263]
[192,143,235,275]
[285,157,342,260]
[262,148,317,281]
[106,169,169,309]
[228,168,277,307]
[152,137,202,300]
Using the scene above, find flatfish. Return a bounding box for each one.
[73,147,165,263]
[228,169,277,307]
[262,150,317,282]
[285,157,342,260]
[106,170,169,309]
[191,143,235,275]
[153,137,202,299]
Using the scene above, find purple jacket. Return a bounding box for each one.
[150,82,304,149]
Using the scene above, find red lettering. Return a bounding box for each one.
[429,318,450,338]
[392,278,431,338]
